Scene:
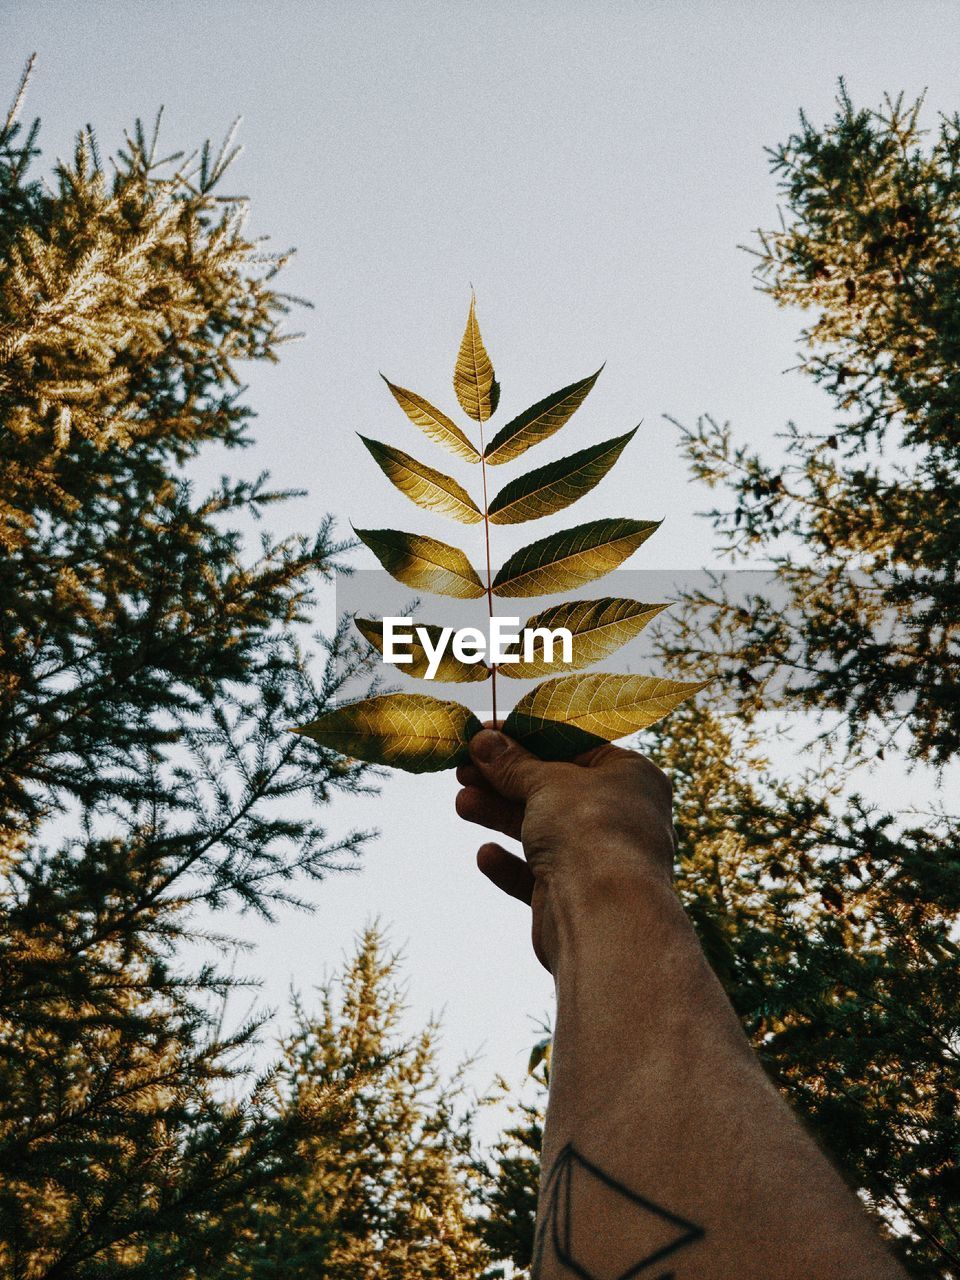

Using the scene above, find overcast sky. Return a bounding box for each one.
[6,0,959,1134]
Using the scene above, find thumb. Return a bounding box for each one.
[468,729,549,802]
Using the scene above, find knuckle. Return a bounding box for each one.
[498,752,527,788]
[568,793,614,829]
[634,756,672,804]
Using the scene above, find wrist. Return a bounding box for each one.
[537,850,692,975]
[542,868,744,1071]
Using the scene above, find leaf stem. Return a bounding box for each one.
[477,423,498,726]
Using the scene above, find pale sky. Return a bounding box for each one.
[6,0,959,1136]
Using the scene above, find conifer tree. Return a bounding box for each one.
[660,88,960,1278]
[0,63,369,1277]
[475,1080,544,1278]
[481,89,960,1279]
[674,86,960,766]
[213,927,490,1279]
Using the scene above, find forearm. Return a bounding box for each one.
[535,868,906,1280]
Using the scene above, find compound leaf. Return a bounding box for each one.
[355,616,490,682]
[381,375,480,462]
[354,526,486,598]
[454,294,499,421]
[295,692,482,772]
[359,435,482,524]
[483,366,603,465]
[491,517,660,598]
[502,672,710,759]
[499,596,668,678]
[488,427,637,524]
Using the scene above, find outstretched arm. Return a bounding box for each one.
[456,729,906,1280]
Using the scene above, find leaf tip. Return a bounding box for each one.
[683,678,713,697]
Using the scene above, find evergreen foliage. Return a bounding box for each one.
[480,89,960,1280]
[6,57,958,1280]
[475,1074,545,1279]
[214,927,490,1279]
[675,86,960,765]
[660,88,960,1278]
[0,64,371,1277]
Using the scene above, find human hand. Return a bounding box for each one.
[455,728,677,971]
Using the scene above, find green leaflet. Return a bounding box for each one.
[491,518,660,598]
[502,673,710,759]
[358,435,483,524]
[354,526,485,598]
[487,428,638,524]
[295,693,482,772]
[381,375,480,463]
[499,597,668,679]
[454,293,499,422]
[354,616,490,683]
[483,366,603,466]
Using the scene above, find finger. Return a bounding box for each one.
[483,716,630,772]
[477,842,534,905]
[468,729,550,802]
[455,784,524,840]
[455,762,484,787]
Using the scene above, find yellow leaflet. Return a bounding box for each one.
[453,294,499,422]
[502,673,711,759]
[354,526,486,599]
[491,518,660,598]
[488,428,636,524]
[295,693,482,773]
[483,367,603,466]
[499,597,667,678]
[381,375,480,462]
[354,616,490,683]
[359,436,482,523]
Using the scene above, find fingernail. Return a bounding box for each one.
[471,729,509,763]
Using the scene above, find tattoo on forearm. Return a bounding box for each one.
[531,1144,705,1279]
